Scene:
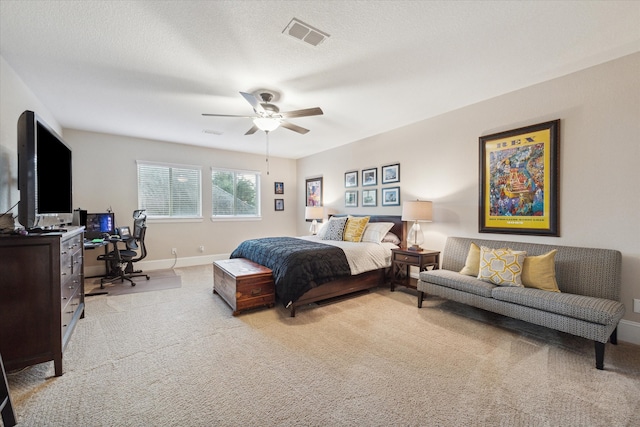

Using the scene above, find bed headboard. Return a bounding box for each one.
[330,214,405,244]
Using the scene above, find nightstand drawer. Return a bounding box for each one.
[393,252,420,264]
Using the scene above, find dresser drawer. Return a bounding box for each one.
[61,272,82,308]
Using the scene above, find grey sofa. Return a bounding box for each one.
[417,236,625,370]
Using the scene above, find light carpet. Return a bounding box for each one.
[85,268,181,296]
[7,265,640,426]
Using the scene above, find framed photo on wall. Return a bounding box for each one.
[362,168,377,186]
[362,189,377,207]
[345,171,358,188]
[275,199,284,211]
[274,182,284,194]
[381,187,400,206]
[345,190,358,207]
[479,119,560,236]
[381,163,400,184]
[305,177,323,206]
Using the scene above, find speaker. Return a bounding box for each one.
[72,209,87,226]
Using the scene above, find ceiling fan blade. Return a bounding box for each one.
[202,113,256,118]
[245,125,259,135]
[279,107,324,119]
[240,91,266,115]
[280,121,310,134]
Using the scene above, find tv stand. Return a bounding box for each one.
[0,227,85,376]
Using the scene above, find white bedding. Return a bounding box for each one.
[299,236,397,275]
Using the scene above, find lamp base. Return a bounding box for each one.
[407,244,423,252]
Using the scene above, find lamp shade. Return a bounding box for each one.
[305,206,324,220]
[253,117,281,132]
[401,200,433,222]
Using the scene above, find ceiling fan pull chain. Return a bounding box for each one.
[265,130,270,175]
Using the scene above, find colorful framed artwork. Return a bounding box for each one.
[274,182,284,194]
[345,171,358,188]
[479,119,560,236]
[362,189,377,207]
[345,190,358,207]
[362,168,377,186]
[381,187,400,206]
[275,199,284,211]
[381,163,400,184]
[305,177,323,206]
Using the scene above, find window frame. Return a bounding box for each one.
[136,160,203,222]
[211,166,262,221]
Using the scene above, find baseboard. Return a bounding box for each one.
[618,319,640,345]
[85,253,230,277]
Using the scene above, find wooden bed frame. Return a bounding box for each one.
[288,215,404,317]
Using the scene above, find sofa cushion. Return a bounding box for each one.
[478,246,526,287]
[420,270,495,298]
[521,249,560,292]
[491,286,625,325]
[459,242,480,276]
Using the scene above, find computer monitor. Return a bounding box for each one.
[85,212,115,239]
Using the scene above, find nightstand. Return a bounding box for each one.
[391,248,440,291]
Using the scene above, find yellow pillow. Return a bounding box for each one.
[478,246,526,287]
[522,250,560,292]
[343,216,370,242]
[459,242,480,276]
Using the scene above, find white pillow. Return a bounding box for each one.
[361,222,394,243]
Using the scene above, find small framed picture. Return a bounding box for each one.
[275,199,284,211]
[362,168,377,187]
[382,163,400,184]
[381,187,400,206]
[274,182,284,194]
[345,171,358,188]
[305,177,323,206]
[362,189,377,207]
[345,190,358,207]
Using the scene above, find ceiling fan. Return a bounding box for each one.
[202,91,323,135]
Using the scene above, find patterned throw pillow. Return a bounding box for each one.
[321,216,348,241]
[522,249,560,292]
[361,222,394,243]
[343,216,370,242]
[477,246,526,287]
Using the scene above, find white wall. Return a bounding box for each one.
[63,129,298,272]
[297,53,640,340]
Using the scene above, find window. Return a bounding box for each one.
[137,161,202,218]
[212,167,261,218]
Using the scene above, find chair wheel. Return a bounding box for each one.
[146,276,150,280]
[131,283,136,287]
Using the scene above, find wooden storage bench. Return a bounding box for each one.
[213,258,275,315]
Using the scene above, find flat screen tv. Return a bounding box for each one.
[18,110,73,229]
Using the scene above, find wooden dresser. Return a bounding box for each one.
[0,227,85,376]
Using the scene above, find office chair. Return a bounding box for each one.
[119,210,150,281]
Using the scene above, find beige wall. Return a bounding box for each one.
[63,129,298,271]
[297,53,640,335]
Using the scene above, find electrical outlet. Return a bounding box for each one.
[171,248,177,255]
[199,246,205,253]
[634,299,640,313]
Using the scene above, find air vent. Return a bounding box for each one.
[282,18,330,47]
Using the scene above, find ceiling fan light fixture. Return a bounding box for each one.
[253,117,280,132]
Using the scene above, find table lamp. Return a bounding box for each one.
[401,200,433,251]
[305,206,324,235]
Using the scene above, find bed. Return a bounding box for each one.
[230,215,404,316]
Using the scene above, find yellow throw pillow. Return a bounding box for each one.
[522,249,560,292]
[459,242,481,276]
[343,216,370,242]
[478,246,526,287]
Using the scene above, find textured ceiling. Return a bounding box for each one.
[1,1,638,159]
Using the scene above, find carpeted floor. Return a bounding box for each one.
[85,268,181,296]
[7,265,640,426]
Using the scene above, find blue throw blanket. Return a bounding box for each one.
[230,237,351,306]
